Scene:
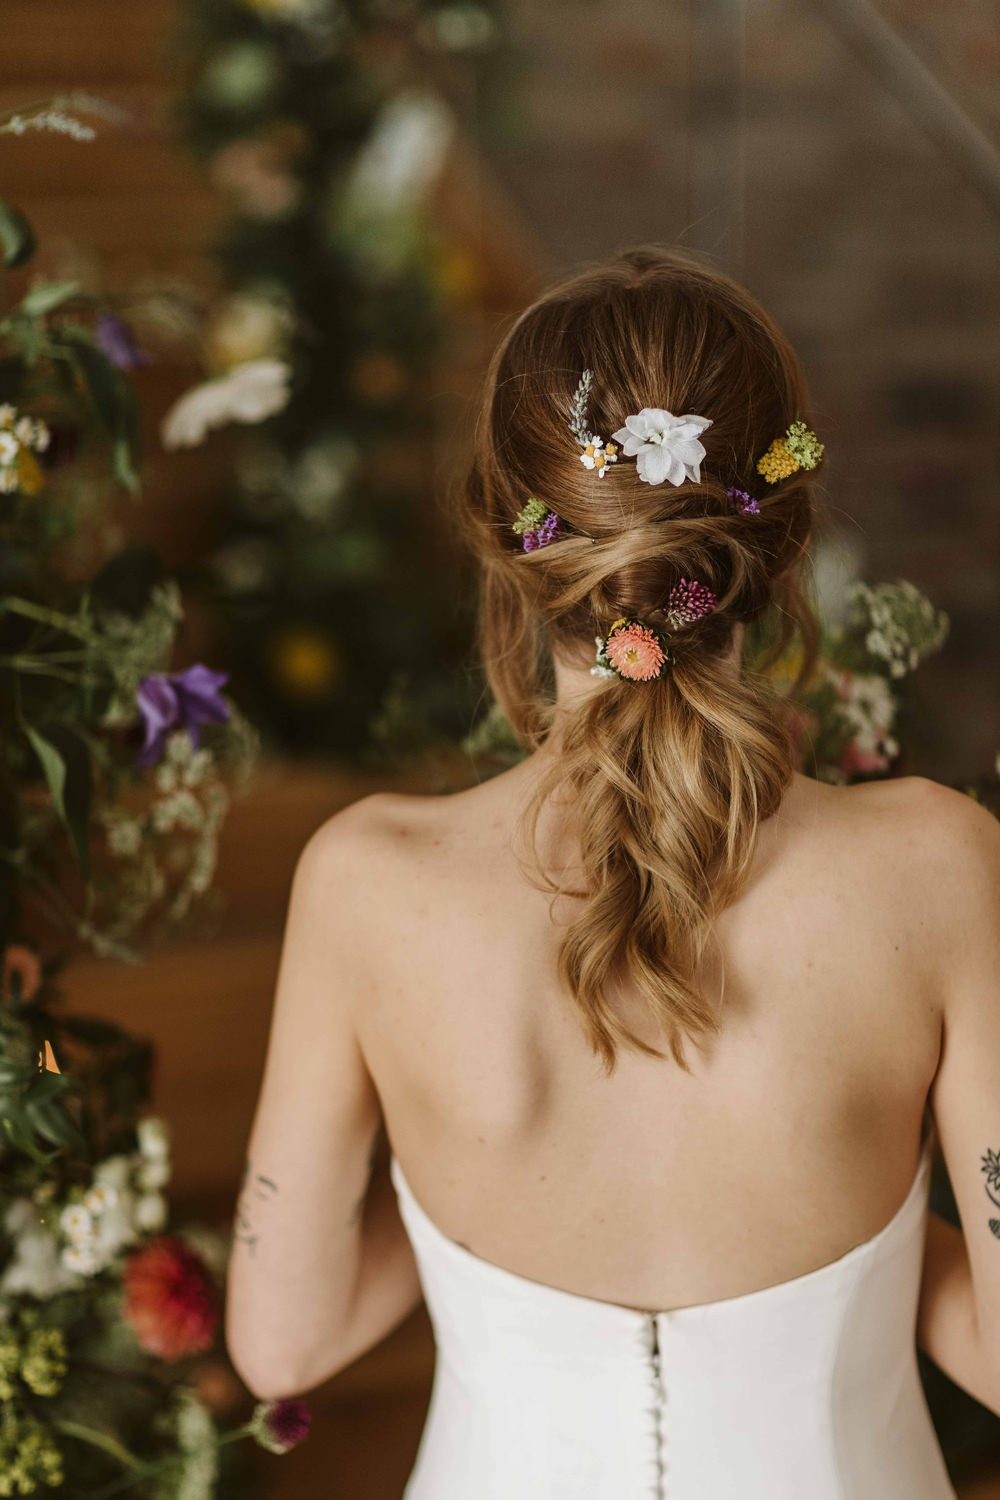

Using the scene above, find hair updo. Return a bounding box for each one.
[454,246,821,1072]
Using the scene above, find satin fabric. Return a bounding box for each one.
[389,1129,955,1499]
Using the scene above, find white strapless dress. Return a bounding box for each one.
[389,1128,956,1499]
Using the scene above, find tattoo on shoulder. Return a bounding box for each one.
[979,1148,1000,1238]
[235,1158,279,1258]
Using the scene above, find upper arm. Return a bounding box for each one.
[246,798,382,1163]
[924,782,1000,1356]
[226,794,393,1393]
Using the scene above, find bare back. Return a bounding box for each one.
[351,760,945,1313]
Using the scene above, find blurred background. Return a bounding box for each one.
[3,0,998,1494]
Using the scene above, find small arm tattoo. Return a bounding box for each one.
[979,1147,1000,1238]
[235,1159,279,1257]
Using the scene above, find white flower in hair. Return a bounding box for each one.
[579,436,618,477]
[610,408,713,487]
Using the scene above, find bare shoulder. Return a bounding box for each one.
[805,771,995,843]
[812,774,1000,954]
[849,773,999,862]
[293,788,459,897]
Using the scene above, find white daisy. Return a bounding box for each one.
[59,1203,94,1243]
[579,437,618,477]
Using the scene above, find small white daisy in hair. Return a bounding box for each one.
[579,436,618,477]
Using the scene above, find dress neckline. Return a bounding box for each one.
[390,1124,934,1322]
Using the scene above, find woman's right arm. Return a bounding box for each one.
[916,780,1000,1414]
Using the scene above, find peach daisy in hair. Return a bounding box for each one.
[604,621,668,681]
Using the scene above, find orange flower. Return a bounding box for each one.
[604,622,668,682]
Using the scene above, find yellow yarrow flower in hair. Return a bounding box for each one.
[756,438,799,484]
[756,421,824,484]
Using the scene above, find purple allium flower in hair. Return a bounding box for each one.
[136,664,230,766]
[96,313,149,372]
[249,1398,312,1455]
[726,485,760,516]
[665,578,718,630]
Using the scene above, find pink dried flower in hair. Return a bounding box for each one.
[665,578,717,630]
[604,621,668,681]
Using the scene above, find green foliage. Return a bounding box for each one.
[175,0,501,754]
[0,202,36,269]
[0,113,269,1498]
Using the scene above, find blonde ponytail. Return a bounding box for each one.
[455,246,821,1070]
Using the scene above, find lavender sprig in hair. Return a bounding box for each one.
[512,497,561,551]
[567,369,594,446]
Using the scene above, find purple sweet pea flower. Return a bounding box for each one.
[96,313,149,372]
[136,664,230,766]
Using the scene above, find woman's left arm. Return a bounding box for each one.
[225,798,423,1400]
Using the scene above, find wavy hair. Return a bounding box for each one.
[454,247,821,1072]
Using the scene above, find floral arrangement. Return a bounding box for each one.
[779,579,950,782]
[173,0,501,753]
[0,104,305,1496]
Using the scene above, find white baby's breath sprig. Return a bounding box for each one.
[0,93,127,141]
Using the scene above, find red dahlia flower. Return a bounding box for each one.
[123,1235,219,1361]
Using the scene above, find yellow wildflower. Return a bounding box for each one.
[756,438,799,485]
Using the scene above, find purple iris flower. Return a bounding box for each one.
[96,313,149,372]
[136,664,230,766]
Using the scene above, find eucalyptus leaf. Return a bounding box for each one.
[59,329,142,495]
[18,279,81,318]
[24,1096,81,1150]
[24,723,68,818]
[1,1108,59,1164]
[24,722,92,877]
[0,199,36,268]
